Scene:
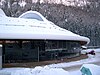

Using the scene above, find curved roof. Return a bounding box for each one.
[0,9,90,45]
[19,11,47,21]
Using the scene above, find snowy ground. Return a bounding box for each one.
[0,48,100,75]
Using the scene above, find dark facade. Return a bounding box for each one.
[2,40,81,63]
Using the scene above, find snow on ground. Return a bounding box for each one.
[69,70,82,75]
[0,48,100,75]
[0,66,69,75]
[48,57,100,68]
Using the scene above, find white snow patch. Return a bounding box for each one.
[65,18,68,22]
[69,70,82,75]
[0,66,69,75]
[0,0,6,6]
[18,0,26,7]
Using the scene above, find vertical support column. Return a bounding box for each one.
[0,44,2,69]
[38,47,39,62]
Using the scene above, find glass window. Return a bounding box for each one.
[45,40,81,52]
[20,13,43,21]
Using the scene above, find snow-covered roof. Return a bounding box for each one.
[0,9,90,45]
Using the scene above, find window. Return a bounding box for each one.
[20,13,43,21]
[45,41,67,51]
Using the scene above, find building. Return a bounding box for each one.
[0,9,90,62]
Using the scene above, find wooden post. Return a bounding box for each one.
[2,41,5,65]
